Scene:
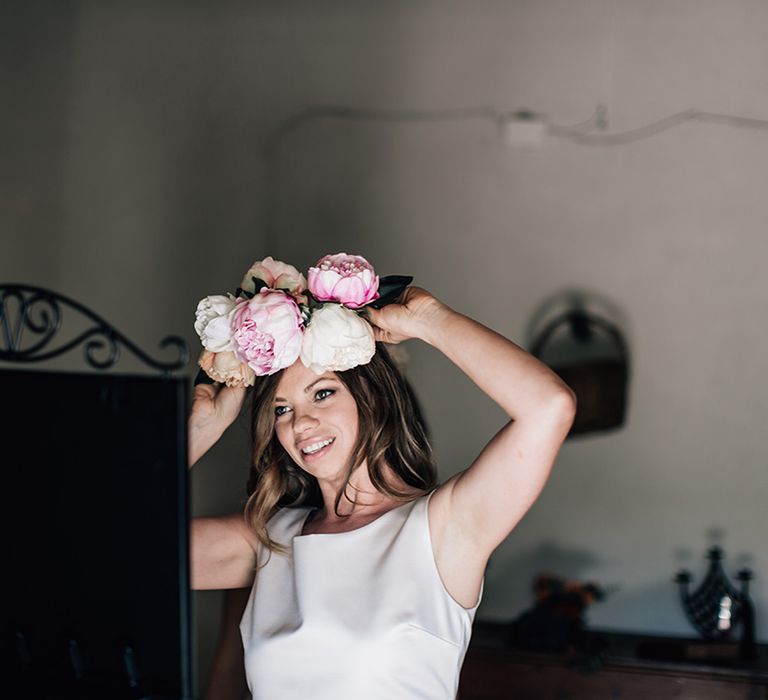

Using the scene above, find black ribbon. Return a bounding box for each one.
[367,275,413,309]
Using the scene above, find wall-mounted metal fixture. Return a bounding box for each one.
[531,307,629,437]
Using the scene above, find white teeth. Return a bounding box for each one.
[301,438,334,455]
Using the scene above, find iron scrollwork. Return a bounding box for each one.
[0,284,189,375]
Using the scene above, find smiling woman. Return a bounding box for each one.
[243,346,436,552]
[187,254,576,700]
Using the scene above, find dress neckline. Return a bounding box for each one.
[294,496,422,540]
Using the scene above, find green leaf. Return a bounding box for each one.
[306,293,324,311]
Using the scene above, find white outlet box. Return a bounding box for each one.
[499,112,547,149]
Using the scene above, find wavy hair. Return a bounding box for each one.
[244,344,436,553]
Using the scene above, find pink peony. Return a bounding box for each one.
[307,253,380,309]
[230,290,304,376]
[240,256,307,300]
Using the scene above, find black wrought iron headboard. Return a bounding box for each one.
[0,283,189,375]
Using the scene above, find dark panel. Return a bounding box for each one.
[0,369,191,699]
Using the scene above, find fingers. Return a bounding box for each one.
[363,305,380,325]
[193,382,219,403]
[371,325,402,345]
[195,381,246,409]
[364,308,388,341]
[192,380,243,409]
[365,301,409,344]
[371,326,387,343]
[219,384,247,411]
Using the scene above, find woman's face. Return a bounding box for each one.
[272,361,360,481]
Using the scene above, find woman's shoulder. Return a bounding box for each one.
[266,504,315,538]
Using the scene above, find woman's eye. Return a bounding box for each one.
[315,388,335,401]
[274,405,291,418]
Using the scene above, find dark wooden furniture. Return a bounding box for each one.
[459,621,768,700]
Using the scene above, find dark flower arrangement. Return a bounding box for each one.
[509,573,607,654]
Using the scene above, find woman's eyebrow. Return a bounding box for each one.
[303,376,336,393]
[274,376,336,402]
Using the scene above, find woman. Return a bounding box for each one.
[202,356,431,700]
[189,263,576,699]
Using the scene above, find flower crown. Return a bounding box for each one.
[194,253,411,387]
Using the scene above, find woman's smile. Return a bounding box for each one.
[299,436,336,460]
[273,362,359,479]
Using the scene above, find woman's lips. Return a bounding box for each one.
[300,437,335,462]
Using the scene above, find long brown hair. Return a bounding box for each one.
[244,344,436,553]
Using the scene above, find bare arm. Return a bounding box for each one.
[191,513,258,590]
[188,381,246,468]
[367,288,575,605]
[188,381,258,590]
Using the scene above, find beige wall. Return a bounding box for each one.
[4,0,767,691]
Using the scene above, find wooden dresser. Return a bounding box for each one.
[458,622,768,700]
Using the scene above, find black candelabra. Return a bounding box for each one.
[675,547,757,661]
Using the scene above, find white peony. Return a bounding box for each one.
[300,303,375,374]
[194,294,238,352]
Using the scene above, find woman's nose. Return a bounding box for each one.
[292,408,319,435]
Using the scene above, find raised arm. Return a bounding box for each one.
[366,288,576,606]
[188,380,247,468]
[188,381,258,590]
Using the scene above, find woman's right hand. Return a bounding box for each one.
[188,381,247,468]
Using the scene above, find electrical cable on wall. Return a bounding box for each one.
[263,103,768,158]
[262,105,503,158]
[261,103,768,248]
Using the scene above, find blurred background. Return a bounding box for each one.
[3,0,767,693]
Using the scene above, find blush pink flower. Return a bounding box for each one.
[240,256,307,301]
[198,350,256,388]
[307,253,380,309]
[230,290,303,376]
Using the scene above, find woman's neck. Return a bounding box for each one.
[311,464,421,526]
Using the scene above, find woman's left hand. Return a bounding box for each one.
[364,286,448,344]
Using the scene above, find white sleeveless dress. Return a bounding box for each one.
[239,492,481,699]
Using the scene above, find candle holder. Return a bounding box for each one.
[675,547,756,661]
